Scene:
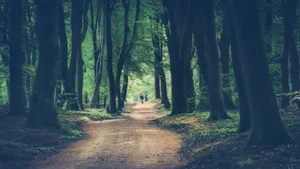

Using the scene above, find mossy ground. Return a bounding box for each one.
[153,106,300,169]
[0,108,123,169]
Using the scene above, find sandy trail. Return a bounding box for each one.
[30,102,184,169]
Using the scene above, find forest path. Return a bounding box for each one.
[30,102,184,169]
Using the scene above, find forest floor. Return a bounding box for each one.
[153,104,300,169]
[28,102,185,169]
[0,106,121,169]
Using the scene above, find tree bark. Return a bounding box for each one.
[281,0,298,108]
[290,37,300,91]
[264,0,273,56]
[58,0,80,110]
[231,24,251,133]
[230,0,294,146]
[28,0,59,127]
[161,0,193,115]
[219,0,231,91]
[152,15,161,99]
[105,0,117,114]
[90,0,103,108]
[204,0,229,120]
[76,0,89,110]
[8,0,26,115]
[69,0,83,110]
[187,50,196,112]
[158,31,171,109]
[121,73,129,107]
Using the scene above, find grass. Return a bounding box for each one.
[0,108,121,169]
[153,106,300,169]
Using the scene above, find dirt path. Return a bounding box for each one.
[30,102,184,169]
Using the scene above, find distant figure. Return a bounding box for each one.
[140,93,144,104]
[145,94,148,101]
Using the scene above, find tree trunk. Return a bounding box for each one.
[158,34,171,109]
[219,0,231,91]
[121,73,129,107]
[76,0,89,110]
[116,0,130,111]
[58,0,80,110]
[152,15,161,99]
[290,37,300,91]
[9,0,26,116]
[76,48,84,110]
[105,0,117,114]
[90,0,102,108]
[231,24,251,133]
[204,0,229,120]
[28,0,59,127]
[161,0,193,115]
[281,0,298,108]
[264,0,273,56]
[69,0,82,110]
[230,0,294,146]
[187,52,196,112]
[154,71,161,99]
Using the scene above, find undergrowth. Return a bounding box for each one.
[153,106,300,169]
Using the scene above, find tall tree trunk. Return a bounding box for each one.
[76,0,89,110]
[69,0,83,110]
[9,0,26,115]
[187,51,196,112]
[231,24,251,133]
[219,0,231,92]
[90,0,102,108]
[105,0,117,114]
[28,0,59,127]
[154,67,161,99]
[23,1,32,107]
[116,0,130,110]
[58,0,80,110]
[264,0,273,56]
[121,73,128,107]
[76,48,84,110]
[230,0,294,146]
[281,0,298,108]
[152,15,161,99]
[161,0,193,115]
[158,32,171,109]
[290,37,300,91]
[204,0,229,120]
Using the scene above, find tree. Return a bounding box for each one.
[28,0,59,127]
[219,0,231,91]
[8,0,26,115]
[115,0,141,110]
[76,0,89,110]
[203,0,229,120]
[230,0,294,145]
[231,24,250,132]
[281,0,298,108]
[69,0,83,110]
[58,0,80,110]
[105,0,117,114]
[161,0,193,115]
[90,0,104,108]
